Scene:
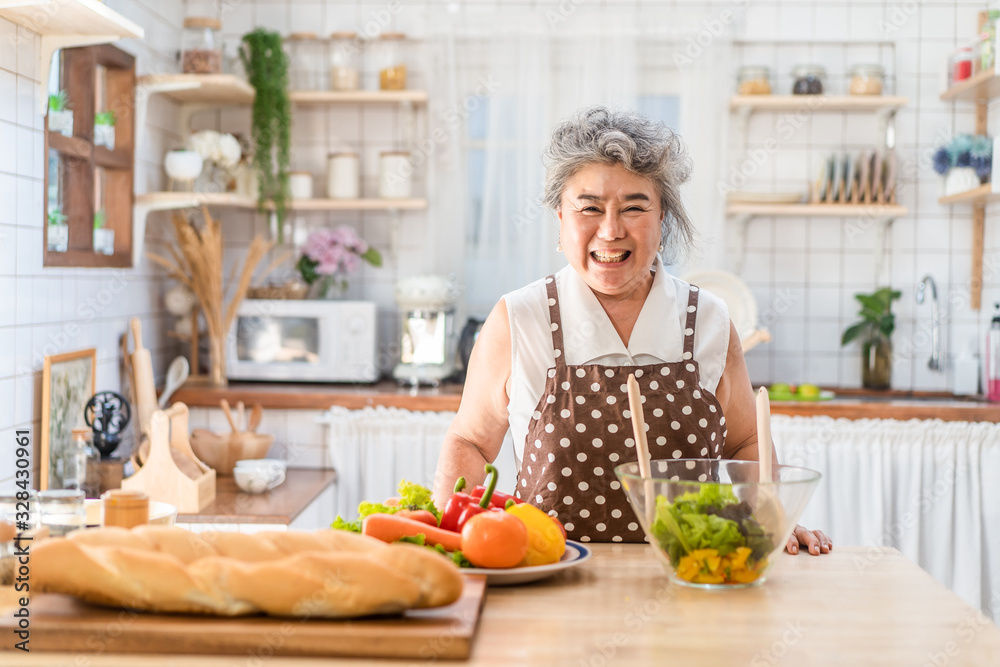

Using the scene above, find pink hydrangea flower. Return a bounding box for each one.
[301,225,369,276]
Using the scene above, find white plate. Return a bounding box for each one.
[682,270,759,341]
[461,541,592,586]
[727,191,805,204]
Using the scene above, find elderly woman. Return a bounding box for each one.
[433,107,831,555]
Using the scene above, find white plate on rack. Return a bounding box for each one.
[682,270,759,341]
[461,540,592,586]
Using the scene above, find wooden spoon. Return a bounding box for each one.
[754,387,787,540]
[220,399,238,433]
[626,374,655,527]
[247,403,263,433]
[236,401,246,433]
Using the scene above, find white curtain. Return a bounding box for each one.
[319,406,518,517]
[772,415,1000,620]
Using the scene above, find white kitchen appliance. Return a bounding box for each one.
[227,299,378,383]
[392,275,457,386]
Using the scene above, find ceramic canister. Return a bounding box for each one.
[378,152,411,199]
[327,153,360,199]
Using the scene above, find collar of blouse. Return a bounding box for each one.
[559,257,682,365]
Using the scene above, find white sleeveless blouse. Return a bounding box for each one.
[504,260,731,467]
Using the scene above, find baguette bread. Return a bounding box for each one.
[32,526,463,618]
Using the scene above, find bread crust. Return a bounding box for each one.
[33,527,463,618]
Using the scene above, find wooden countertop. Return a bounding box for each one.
[173,381,1000,422]
[177,468,336,524]
[5,545,999,665]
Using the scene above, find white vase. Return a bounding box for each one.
[943,167,981,197]
[94,124,115,150]
[47,224,68,252]
[49,109,73,137]
[164,150,204,190]
[93,228,115,256]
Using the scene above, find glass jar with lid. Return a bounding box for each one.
[38,489,85,537]
[736,66,772,95]
[791,64,826,95]
[181,17,222,74]
[286,32,326,91]
[848,64,885,96]
[330,32,360,91]
[373,32,408,90]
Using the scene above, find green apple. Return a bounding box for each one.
[769,382,791,394]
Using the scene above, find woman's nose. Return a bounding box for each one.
[597,211,626,240]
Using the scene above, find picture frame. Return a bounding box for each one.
[40,348,97,490]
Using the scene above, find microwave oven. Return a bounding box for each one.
[227,299,378,382]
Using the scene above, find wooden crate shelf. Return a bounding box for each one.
[940,68,1000,102]
[729,95,908,113]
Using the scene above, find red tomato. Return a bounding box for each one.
[461,511,528,569]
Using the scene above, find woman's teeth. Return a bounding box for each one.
[592,250,629,263]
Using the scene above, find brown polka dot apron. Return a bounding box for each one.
[513,275,727,543]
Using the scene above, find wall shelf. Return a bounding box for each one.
[289,90,428,105]
[137,74,255,105]
[726,203,907,277]
[729,95,908,113]
[0,0,144,114]
[938,184,1000,206]
[940,68,1000,102]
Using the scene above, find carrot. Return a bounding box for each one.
[362,513,462,551]
[394,509,438,527]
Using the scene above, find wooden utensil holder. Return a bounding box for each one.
[122,402,215,513]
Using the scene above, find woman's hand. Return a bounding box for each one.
[786,525,833,555]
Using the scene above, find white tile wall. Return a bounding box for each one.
[734,0,1000,392]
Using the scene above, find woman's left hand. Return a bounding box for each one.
[786,525,833,555]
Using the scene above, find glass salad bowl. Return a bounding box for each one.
[615,460,821,589]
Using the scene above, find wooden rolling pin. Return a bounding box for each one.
[130,318,159,444]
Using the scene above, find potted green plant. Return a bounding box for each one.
[48,90,73,138]
[94,110,116,150]
[47,208,68,252]
[92,209,114,256]
[240,29,291,242]
[841,287,901,390]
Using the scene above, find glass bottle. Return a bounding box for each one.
[848,64,885,96]
[986,303,1000,401]
[374,32,407,90]
[330,32,360,91]
[736,66,772,95]
[71,427,102,498]
[181,17,222,74]
[791,64,826,95]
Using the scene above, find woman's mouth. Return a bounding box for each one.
[591,250,631,264]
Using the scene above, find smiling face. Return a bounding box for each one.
[557,162,664,299]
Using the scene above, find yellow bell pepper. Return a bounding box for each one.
[506,503,566,566]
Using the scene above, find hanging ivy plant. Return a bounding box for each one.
[240,29,291,242]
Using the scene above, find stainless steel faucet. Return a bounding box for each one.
[916,275,941,371]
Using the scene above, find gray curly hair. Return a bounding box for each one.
[542,106,695,260]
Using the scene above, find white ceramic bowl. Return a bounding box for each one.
[164,149,203,181]
[233,459,286,494]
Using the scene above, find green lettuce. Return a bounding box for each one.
[331,480,441,533]
[651,483,773,565]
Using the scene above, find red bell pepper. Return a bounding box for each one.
[471,485,523,509]
[438,476,476,533]
[439,464,505,533]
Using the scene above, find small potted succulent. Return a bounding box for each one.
[933,134,993,197]
[841,287,901,390]
[94,110,116,150]
[92,209,114,256]
[48,90,73,138]
[47,208,68,252]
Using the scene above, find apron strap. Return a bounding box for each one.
[543,275,566,369]
[683,285,700,358]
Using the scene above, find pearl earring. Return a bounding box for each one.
[658,244,664,253]
[556,242,563,252]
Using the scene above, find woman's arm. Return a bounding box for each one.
[432,298,513,508]
[715,321,774,465]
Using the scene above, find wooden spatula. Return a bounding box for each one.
[626,374,655,527]
[755,387,787,541]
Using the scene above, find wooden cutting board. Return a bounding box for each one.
[0,576,486,660]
